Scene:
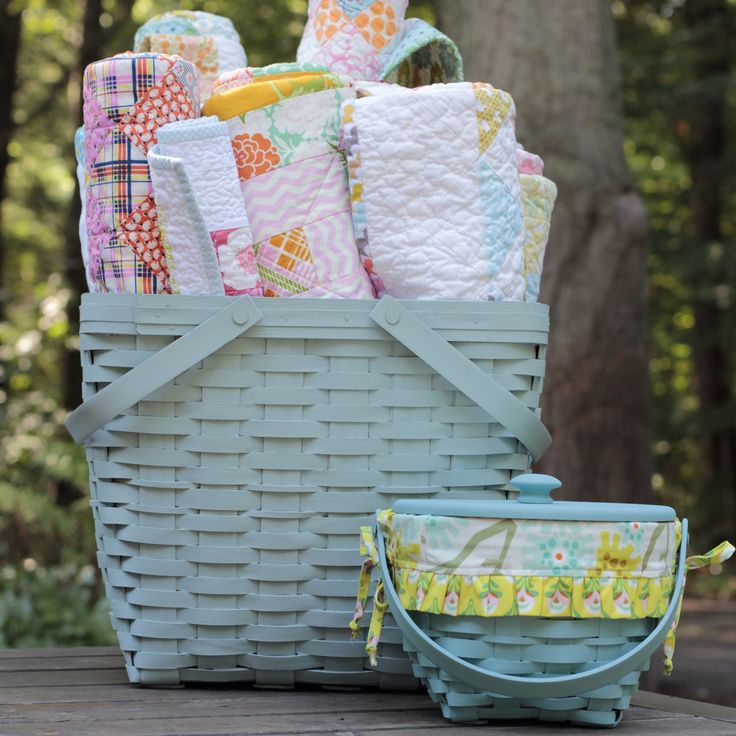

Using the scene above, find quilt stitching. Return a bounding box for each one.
[473,83,513,155]
[262,227,317,280]
[352,1,401,51]
[85,54,169,122]
[313,0,350,42]
[116,194,170,289]
[255,258,312,296]
[346,83,526,300]
[118,68,199,153]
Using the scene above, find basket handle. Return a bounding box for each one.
[370,296,551,461]
[376,518,688,699]
[65,296,263,443]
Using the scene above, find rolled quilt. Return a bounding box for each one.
[297,0,463,87]
[74,127,96,292]
[149,117,260,296]
[203,62,351,119]
[134,11,247,101]
[82,52,200,294]
[204,66,375,299]
[212,61,334,95]
[342,82,526,301]
[517,146,544,176]
[517,147,557,302]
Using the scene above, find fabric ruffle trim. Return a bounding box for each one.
[392,567,676,620]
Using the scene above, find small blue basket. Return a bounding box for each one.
[373,480,688,728]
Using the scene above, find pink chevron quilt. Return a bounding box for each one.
[206,68,374,299]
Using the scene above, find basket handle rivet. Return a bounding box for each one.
[384,309,401,326]
[232,306,250,326]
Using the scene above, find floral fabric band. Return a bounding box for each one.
[350,510,734,673]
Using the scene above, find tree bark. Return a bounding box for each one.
[63,0,136,413]
[57,0,106,507]
[435,0,652,503]
[677,0,735,539]
[0,0,23,323]
[62,0,104,413]
[57,0,136,507]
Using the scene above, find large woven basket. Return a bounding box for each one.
[66,293,551,686]
[375,520,688,728]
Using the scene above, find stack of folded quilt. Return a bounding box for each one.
[77,6,557,303]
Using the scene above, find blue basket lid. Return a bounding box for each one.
[392,474,676,522]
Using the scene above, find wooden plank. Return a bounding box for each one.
[1,692,435,722]
[0,647,117,659]
[0,687,431,708]
[0,684,248,705]
[0,668,130,688]
[369,720,736,736]
[633,691,736,723]
[2,647,735,736]
[622,706,692,722]
[0,704,457,735]
[0,692,700,727]
[0,656,123,672]
[2,692,733,736]
[6,712,736,736]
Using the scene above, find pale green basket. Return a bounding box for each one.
[375,518,688,728]
[66,293,550,687]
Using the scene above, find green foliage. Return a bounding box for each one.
[616,0,736,553]
[0,0,328,649]
[0,562,116,648]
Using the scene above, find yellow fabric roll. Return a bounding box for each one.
[202,71,344,120]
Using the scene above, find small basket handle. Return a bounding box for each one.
[65,296,264,443]
[376,517,688,699]
[370,296,551,461]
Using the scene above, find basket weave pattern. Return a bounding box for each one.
[405,613,652,727]
[79,294,548,686]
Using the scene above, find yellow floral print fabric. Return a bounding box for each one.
[391,568,675,620]
[352,510,733,673]
[379,509,680,621]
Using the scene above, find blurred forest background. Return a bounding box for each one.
[0,0,733,684]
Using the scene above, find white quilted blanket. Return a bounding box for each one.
[341,82,526,301]
[149,117,260,296]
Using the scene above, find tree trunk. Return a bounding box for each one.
[63,0,108,413]
[0,1,23,323]
[57,0,105,507]
[677,0,735,540]
[57,0,136,508]
[435,0,652,503]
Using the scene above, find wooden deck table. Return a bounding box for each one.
[1,647,735,735]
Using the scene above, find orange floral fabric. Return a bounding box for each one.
[231,133,281,180]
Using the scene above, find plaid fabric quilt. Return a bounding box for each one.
[82,52,200,293]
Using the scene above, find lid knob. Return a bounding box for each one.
[510,473,561,504]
